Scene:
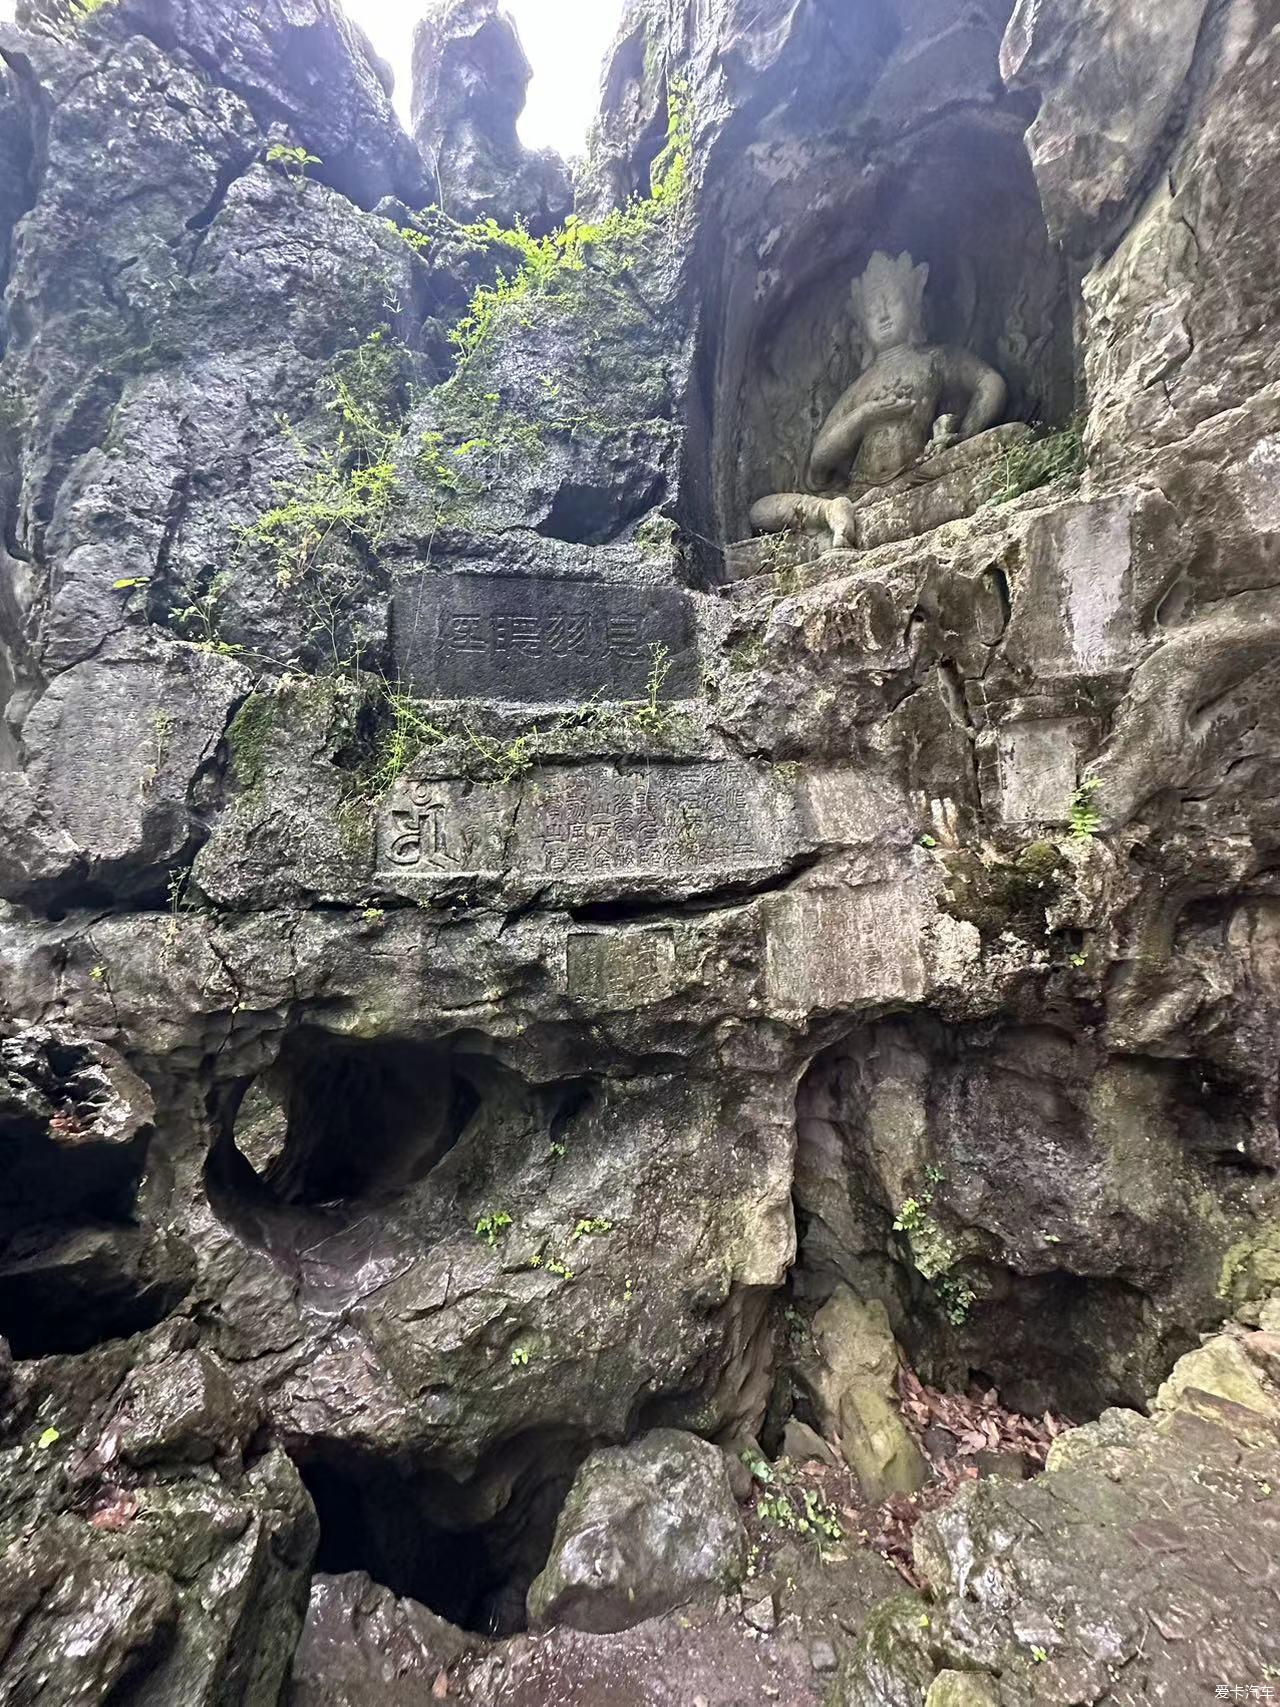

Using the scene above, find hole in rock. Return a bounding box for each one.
[534,469,666,546]
[226,1030,483,1207]
[788,1020,1226,1417]
[293,1433,588,1636]
[0,1035,186,1359]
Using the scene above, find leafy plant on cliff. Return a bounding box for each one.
[625,645,679,735]
[1069,779,1103,838]
[994,420,1085,503]
[364,685,448,799]
[238,329,409,665]
[461,726,540,784]
[266,142,322,189]
[446,77,690,370]
[475,1211,512,1248]
[413,390,549,529]
[42,0,114,28]
[893,1169,976,1323]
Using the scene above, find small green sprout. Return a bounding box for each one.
[571,1217,613,1241]
[474,1211,512,1248]
[266,142,321,188]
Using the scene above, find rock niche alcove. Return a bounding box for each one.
[678,0,1074,570]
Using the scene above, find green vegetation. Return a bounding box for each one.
[940,839,1066,941]
[160,865,200,956]
[571,1216,614,1241]
[510,1344,531,1368]
[475,1211,512,1248]
[994,421,1085,503]
[727,634,765,674]
[365,686,447,798]
[266,142,321,189]
[406,80,691,526]
[448,81,688,372]
[893,1197,929,1237]
[224,692,277,797]
[558,646,686,741]
[893,1167,976,1323]
[626,646,676,735]
[225,86,693,690]
[934,1273,978,1327]
[244,330,402,593]
[460,725,540,784]
[46,0,114,26]
[230,329,409,666]
[141,709,174,794]
[744,1454,845,1556]
[170,570,242,656]
[1069,778,1104,838]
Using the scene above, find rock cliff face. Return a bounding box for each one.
[0,0,1277,1700]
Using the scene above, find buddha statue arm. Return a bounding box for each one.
[808,390,915,488]
[945,347,1008,440]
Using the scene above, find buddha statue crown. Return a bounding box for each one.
[851,249,930,364]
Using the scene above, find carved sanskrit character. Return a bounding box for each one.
[750,251,1008,549]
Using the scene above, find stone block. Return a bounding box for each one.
[992,718,1084,824]
[806,1288,928,1502]
[378,762,793,885]
[527,1429,747,1634]
[391,570,698,702]
[1011,494,1137,679]
[852,424,1030,551]
[763,886,928,1012]
[566,929,679,1004]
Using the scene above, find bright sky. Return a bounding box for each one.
[0,1,623,156]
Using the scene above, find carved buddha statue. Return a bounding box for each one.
[750,250,1008,550]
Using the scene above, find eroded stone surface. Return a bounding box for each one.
[0,0,1278,1698]
[838,1324,1280,1704]
[526,1430,747,1635]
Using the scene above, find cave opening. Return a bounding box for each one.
[0,1034,184,1360]
[787,1019,1217,1420]
[224,1029,484,1208]
[292,1433,587,1637]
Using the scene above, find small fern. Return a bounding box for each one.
[1069,779,1103,838]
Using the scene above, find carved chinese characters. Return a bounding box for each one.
[392,572,698,702]
[377,766,791,884]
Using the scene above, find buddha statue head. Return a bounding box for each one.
[851,250,930,364]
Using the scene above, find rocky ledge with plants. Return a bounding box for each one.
[0,0,1278,1702]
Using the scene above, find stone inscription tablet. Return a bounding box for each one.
[377,765,788,882]
[391,573,698,702]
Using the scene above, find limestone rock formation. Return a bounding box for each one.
[801,1289,928,1501]
[838,1321,1280,1702]
[0,0,1277,1698]
[411,0,572,234]
[526,1429,748,1633]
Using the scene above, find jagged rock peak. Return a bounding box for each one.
[410,0,572,234]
